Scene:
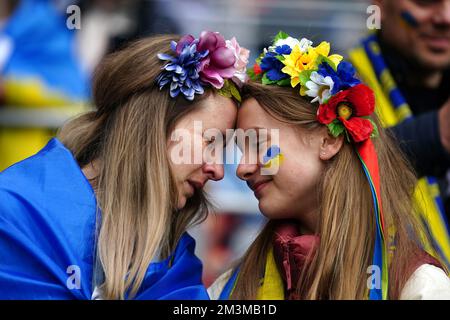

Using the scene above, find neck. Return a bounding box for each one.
[408,69,442,88]
[296,208,317,235]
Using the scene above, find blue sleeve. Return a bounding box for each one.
[390,110,450,177]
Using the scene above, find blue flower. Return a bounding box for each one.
[317,61,361,95]
[156,42,208,101]
[260,45,292,81]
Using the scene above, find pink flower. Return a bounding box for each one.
[175,34,195,54]
[197,31,236,89]
[226,37,250,83]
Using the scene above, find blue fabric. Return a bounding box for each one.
[359,160,384,300]
[218,268,239,300]
[0,0,89,100]
[0,138,209,300]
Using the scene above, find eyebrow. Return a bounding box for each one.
[248,126,272,138]
[239,126,271,133]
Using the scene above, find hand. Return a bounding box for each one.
[438,98,450,154]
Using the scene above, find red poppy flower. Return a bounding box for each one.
[317,84,375,142]
[254,63,262,75]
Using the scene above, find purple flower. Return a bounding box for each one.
[196,31,237,89]
[317,61,361,95]
[260,45,292,81]
[156,42,208,101]
[175,34,196,54]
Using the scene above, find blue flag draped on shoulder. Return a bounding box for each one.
[0,138,209,300]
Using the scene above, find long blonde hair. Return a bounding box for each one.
[58,35,212,299]
[231,81,430,300]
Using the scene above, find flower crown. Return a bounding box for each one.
[248,31,378,143]
[156,31,249,102]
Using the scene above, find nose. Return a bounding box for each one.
[236,157,259,181]
[432,0,450,25]
[202,163,224,181]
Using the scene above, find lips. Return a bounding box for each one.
[249,179,272,198]
[420,34,450,50]
[188,180,205,190]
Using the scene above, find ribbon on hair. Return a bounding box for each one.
[356,139,388,300]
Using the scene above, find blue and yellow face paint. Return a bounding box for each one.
[400,10,420,29]
[262,145,284,172]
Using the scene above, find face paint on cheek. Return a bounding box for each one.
[262,145,284,169]
[400,10,420,29]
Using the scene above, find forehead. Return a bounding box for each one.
[237,98,280,130]
[185,94,237,130]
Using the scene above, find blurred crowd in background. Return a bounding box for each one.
[0,0,449,287]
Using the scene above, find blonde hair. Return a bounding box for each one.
[58,35,213,299]
[230,81,430,300]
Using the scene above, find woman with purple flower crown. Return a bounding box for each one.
[0,31,249,300]
[208,32,450,300]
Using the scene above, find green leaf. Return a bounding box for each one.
[327,120,345,138]
[255,53,265,65]
[276,78,291,87]
[321,96,331,104]
[229,82,242,102]
[247,67,257,81]
[275,55,285,63]
[368,119,379,139]
[217,89,232,99]
[315,55,337,70]
[299,70,313,86]
[262,73,277,85]
[344,129,351,143]
[273,31,289,44]
[217,79,242,103]
[217,79,232,98]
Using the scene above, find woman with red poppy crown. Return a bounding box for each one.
[208,32,450,300]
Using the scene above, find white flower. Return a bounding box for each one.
[274,36,301,49]
[305,71,334,104]
[298,38,313,52]
[268,36,313,54]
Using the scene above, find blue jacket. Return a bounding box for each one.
[0,138,209,299]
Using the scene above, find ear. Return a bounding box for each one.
[371,0,388,15]
[372,0,382,7]
[318,128,344,161]
[372,0,386,10]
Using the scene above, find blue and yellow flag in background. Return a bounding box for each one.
[0,0,89,171]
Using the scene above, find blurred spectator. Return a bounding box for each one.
[0,1,17,105]
[348,0,450,267]
[0,0,89,171]
[77,0,178,73]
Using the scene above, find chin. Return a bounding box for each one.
[415,50,450,70]
[258,198,284,220]
[177,196,187,210]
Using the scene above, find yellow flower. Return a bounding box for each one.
[281,41,343,91]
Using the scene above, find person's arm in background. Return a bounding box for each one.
[390,98,450,178]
